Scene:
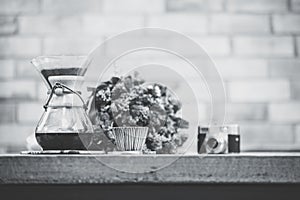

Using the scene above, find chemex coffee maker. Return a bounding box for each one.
[31,56,94,150]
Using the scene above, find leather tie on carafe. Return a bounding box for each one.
[43,82,87,110]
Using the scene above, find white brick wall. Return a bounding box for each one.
[0,103,16,123]
[0,80,36,99]
[215,59,268,79]
[19,16,83,36]
[0,124,34,147]
[82,15,144,35]
[16,60,40,79]
[269,59,300,78]
[295,124,300,143]
[37,82,48,101]
[233,36,294,57]
[273,15,300,33]
[41,0,102,14]
[43,37,103,55]
[291,81,300,100]
[227,0,288,13]
[0,37,41,57]
[241,123,293,150]
[225,103,267,122]
[17,102,43,124]
[292,0,300,11]
[0,16,17,35]
[103,0,164,14]
[1,0,300,152]
[269,103,300,122]
[147,14,208,34]
[194,36,231,56]
[0,60,15,79]
[209,14,270,34]
[0,0,40,15]
[297,37,300,55]
[228,80,290,102]
[166,0,225,12]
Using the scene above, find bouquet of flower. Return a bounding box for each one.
[87,72,189,153]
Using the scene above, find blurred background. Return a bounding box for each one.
[0,0,300,153]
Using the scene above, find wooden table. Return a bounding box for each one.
[1,153,300,184]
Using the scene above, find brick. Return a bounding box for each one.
[103,0,164,14]
[104,35,209,58]
[19,16,82,36]
[0,0,40,15]
[0,37,41,58]
[97,56,206,82]
[225,103,267,122]
[180,102,208,123]
[176,78,211,102]
[291,0,300,12]
[228,80,290,102]
[210,14,270,34]
[291,81,300,100]
[147,14,207,34]
[0,60,15,79]
[215,59,268,79]
[269,103,300,122]
[0,16,17,35]
[0,80,36,99]
[166,0,224,12]
[37,82,48,101]
[16,60,40,79]
[41,0,102,14]
[269,59,300,79]
[295,124,300,143]
[82,15,144,35]
[0,147,6,154]
[233,36,294,57]
[0,124,34,146]
[273,14,300,33]
[17,102,43,124]
[128,60,186,84]
[241,123,293,150]
[194,36,231,56]
[297,37,300,56]
[43,37,103,55]
[0,103,16,123]
[227,0,288,13]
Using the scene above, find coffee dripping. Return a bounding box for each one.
[31,56,94,150]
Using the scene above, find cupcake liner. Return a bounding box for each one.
[112,127,148,151]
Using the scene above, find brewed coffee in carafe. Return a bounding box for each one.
[31,56,94,150]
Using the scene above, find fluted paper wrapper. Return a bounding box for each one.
[112,127,148,151]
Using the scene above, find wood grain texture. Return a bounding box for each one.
[0,153,300,184]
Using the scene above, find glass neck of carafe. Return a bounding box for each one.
[46,92,85,109]
[43,76,86,110]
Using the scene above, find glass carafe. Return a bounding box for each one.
[31,56,94,150]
